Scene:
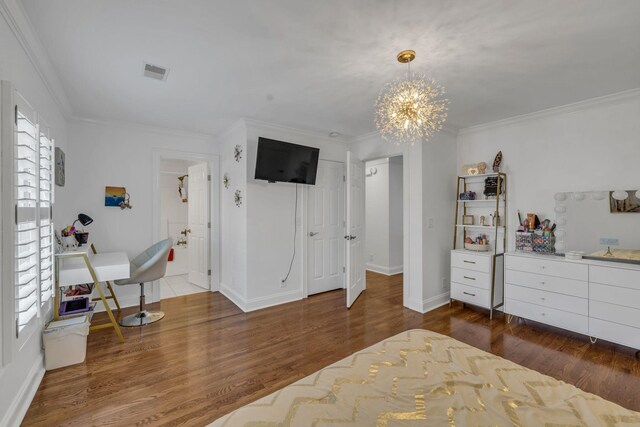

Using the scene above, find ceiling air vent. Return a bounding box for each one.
[143,63,169,81]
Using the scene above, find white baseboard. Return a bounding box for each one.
[403,297,424,313]
[244,289,303,312]
[219,283,303,313]
[422,291,451,313]
[1,354,45,427]
[366,263,403,276]
[219,282,248,312]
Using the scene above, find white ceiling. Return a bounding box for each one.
[21,0,640,138]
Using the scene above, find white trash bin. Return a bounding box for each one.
[43,315,90,370]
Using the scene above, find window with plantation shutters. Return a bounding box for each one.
[3,83,56,339]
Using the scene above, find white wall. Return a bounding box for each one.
[219,120,248,307]
[60,119,218,308]
[457,89,640,251]
[159,159,194,276]
[0,4,70,425]
[388,157,403,270]
[245,120,348,310]
[364,157,403,275]
[365,158,390,272]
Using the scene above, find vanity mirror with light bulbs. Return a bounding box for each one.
[553,189,640,264]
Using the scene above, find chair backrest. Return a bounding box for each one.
[129,238,173,284]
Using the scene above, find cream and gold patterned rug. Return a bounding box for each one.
[210,329,640,426]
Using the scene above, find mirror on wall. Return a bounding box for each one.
[554,190,640,262]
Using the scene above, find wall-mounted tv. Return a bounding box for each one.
[255,137,320,185]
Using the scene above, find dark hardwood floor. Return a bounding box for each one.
[23,271,640,426]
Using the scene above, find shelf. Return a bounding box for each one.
[458,172,501,179]
[457,199,505,203]
[456,224,505,230]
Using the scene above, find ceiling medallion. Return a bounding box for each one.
[375,50,449,145]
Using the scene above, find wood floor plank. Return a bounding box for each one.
[22,271,640,426]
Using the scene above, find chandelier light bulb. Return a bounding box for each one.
[375,50,449,145]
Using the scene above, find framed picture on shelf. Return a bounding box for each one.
[462,215,474,225]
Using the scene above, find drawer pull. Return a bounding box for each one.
[540,265,546,269]
[540,281,545,285]
[541,312,546,316]
[463,291,476,297]
[463,260,476,264]
[541,297,545,301]
[463,276,476,280]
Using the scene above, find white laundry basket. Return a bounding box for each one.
[43,315,90,370]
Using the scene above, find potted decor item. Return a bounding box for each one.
[72,213,93,247]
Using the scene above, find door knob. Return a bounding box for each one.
[309,231,319,237]
[344,235,357,240]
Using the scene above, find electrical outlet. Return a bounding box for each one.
[280,278,287,288]
[441,277,448,289]
[599,238,619,246]
[428,218,434,229]
[369,254,374,262]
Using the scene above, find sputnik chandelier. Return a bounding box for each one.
[375,50,448,145]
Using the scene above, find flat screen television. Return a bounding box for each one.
[255,137,320,184]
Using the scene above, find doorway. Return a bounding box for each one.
[152,150,220,303]
[364,156,403,276]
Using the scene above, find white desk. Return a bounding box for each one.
[55,245,130,342]
[59,248,130,285]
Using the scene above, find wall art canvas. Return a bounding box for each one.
[105,186,126,207]
[55,147,65,187]
[609,190,640,213]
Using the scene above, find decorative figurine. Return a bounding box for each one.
[493,151,502,172]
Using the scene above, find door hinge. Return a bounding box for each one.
[14,105,18,125]
[208,175,211,182]
[343,266,346,273]
[208,222,211,229]
[208,269,212,276]
[14,204,17,225]
[343,175,346,182]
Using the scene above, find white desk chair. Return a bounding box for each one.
[115,239,172,327]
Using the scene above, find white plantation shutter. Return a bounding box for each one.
[15,95,40,333]
[4,84,57,338]
[39,122,54,305]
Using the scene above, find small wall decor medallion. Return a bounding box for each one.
[223,173,230,189]
[234,145,243,162]
[234,189,242,207]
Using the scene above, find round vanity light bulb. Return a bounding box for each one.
[591,192,606,201]
[554,193,567,201]
[612,190,629,201]
[571,192,585,201]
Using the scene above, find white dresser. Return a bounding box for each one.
[504,252,640,350]
[450,249,504,318]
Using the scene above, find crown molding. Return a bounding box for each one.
[459,88,640,136]
[69,115,216,141]
[216,118,247,142]
[242,118,350,145]
[0,0,73,116]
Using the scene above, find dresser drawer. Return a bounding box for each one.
[506,298,588,335]
[589,318,640,350]
[505,269,587,298]
[590,300,640,329]
[505,284,587,316]
[451,251,491,273]
[590,282,640,308]
[590,265,640,290]
[505,254,588,281]
[451,267,491,290]
[451,282,490,308]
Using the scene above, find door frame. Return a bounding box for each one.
[360,152,408,303]
[302,159,346,298]
[151,149,221,302]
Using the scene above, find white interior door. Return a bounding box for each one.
[346,151,366,308]
[307,160,345,295]
[187,162,209,289]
